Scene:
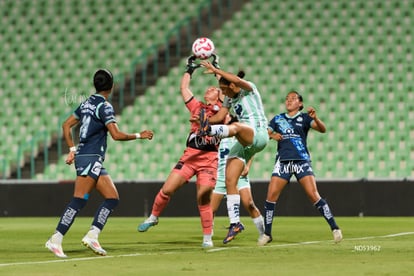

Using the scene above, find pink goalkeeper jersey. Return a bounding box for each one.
[185,96,222,152]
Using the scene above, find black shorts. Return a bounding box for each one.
[75,155,108,180]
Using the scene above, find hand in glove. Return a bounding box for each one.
[185,55,201,76]
[211,53,220,69]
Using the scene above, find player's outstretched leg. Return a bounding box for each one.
[314,198,343,243]
[138,215,159,232]
[138,189,170,232]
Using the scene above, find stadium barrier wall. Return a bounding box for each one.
[0,179,413,217]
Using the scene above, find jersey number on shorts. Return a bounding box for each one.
[219,148,230,159]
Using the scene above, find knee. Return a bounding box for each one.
[197,191,212,205]
[248,202,258,213]
[105,198,119,210]
[308,193,321,204]
[70,197,88,211]
[243,200,257,213]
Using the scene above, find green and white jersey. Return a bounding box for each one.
[222,81,267,129]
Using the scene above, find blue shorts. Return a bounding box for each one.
[75,155,108,180]
[271,159,314,181]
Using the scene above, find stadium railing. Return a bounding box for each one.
[16,130,49,179]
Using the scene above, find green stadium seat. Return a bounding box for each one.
[10,0,412,180]
[1,0,207,179]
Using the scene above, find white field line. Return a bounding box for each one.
[1,231,413,267]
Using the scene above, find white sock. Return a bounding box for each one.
[203,234,212,242]
[148,214,158,221]
[52,231,64,244]
[226,194,241,224]
[252,215,265,236]
[88,225,101,238]
[210,125,229,138]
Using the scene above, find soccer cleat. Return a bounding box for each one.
[81,235,107,256]
[198,108,210,136]
[223,222,245,244]
[332,229,343,243]
[137,217,159,232]
[202,240,214,248]
[257,234,273,246]
[45,239,67,258]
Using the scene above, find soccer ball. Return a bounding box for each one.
[192,37,215,59]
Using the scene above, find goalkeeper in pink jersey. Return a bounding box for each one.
[137,55,224,247]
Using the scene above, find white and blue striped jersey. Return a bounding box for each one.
[222,81,267,129]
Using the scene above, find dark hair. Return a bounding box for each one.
[219,70,245,86]
[228,114,239,124]
[290,90,304,110]
[93,69,113,92]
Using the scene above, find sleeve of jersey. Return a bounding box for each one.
[304,113,313,131]
[73,106,81,119]
[247,81,256,93]
[268,116,276,132]
[100,102,117,125]
[185,97,199,113]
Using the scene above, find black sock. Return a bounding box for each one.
[56,197,87,235]
[264,200,276,236]
[92,199,119,230]
[314,198,339,230]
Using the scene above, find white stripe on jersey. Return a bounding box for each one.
[224,81,267,128]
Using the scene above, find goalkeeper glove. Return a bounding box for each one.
[211,53,220,69]
[185,55,200,76]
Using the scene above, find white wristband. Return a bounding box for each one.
[135,133,141,139]
[69,146,76,152]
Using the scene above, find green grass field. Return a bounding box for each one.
[0,217,413,275]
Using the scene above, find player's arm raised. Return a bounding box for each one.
[181,55,202,103]
[200,60,252,91]
[308,107,326,133]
